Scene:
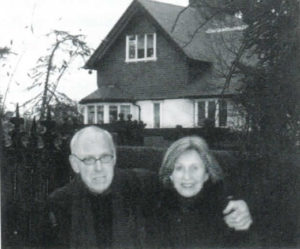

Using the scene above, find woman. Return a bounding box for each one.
[146,136,251,249]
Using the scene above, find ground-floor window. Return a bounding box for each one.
[120,105,131,120]
[87,105,95,124]
[196,99,227,127]
[109,105,118,123]
[197,101,206,126]
[85,104,132,124]
[218,99,227,127]
[96,105,104,124]
[153,103,161,128]
[87,105,104,124]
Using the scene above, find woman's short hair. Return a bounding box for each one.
[159,136,223,188]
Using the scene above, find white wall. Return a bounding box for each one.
[162,99,194,128]
[136,101,154,128]
[137,99,194,128]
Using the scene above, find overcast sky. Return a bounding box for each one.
[0,0,188,112]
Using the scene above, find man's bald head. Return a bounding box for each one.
[70,126,116,157]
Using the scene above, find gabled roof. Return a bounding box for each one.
[81,0,248,104]
[85,0,245,69]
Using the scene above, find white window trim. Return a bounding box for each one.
[84,105,88,124]
[125,33,157,63]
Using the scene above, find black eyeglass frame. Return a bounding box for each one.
[72,153,115,166]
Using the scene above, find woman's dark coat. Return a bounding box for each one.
[145,180,253,249]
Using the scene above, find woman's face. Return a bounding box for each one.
[170,149,209,198]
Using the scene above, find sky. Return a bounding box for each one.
[0,0,188,113]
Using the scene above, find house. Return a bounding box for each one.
[80,0,248,129]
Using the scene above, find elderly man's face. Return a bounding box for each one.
[70,132,116,194]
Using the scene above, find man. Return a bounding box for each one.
[45,126,252,248]
[45,126,142,249]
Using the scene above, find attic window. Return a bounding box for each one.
[126,33,157,62]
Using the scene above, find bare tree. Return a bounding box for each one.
[24,30,91,120]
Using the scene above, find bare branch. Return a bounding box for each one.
[221,41,247,96]
[182,11,222,48]
[20,92,43,107]
[2,51,25,109]
[47,88,61,103]
[171,6,189,33]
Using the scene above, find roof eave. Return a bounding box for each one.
[181,93,238,99]
[79,98,135,104]
[79,92,239,105]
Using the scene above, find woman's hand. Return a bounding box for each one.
[223,200,253,231]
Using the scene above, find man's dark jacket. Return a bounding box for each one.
[43,168,148,249]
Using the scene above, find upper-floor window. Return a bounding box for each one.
[126,33,157,62]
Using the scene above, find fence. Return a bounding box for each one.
[2,108,76,246]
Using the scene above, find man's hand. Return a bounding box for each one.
[223,200,253,231]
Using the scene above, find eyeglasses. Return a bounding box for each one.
[72,154,114,166]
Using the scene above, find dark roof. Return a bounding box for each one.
[80,68,243,104]
[80,85,134,104]
[85,0,245,68]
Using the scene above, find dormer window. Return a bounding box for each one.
[126,33,157,62]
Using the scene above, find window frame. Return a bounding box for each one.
[96,105,104,124]
[120,104,131,120]
[87,105,96,124]
[153,102,162,128]
[108,105,118,123]
[195,99,228,127]
[125,33,157,63]
[218,99,228,127]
